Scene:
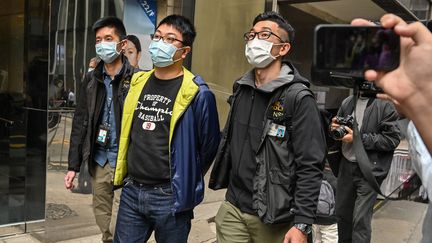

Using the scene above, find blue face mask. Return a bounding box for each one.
[95,42,120,64]
[148,40,182,67]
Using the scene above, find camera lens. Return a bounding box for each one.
[330,126,348,140]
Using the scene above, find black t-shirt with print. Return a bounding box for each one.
[127,74,183,185]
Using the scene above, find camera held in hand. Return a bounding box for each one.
[330,115,354,140]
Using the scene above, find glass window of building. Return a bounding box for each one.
[0,0,49,236]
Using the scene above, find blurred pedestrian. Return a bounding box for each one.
[88,56,100,72]
[67,89,75,107]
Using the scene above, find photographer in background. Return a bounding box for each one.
[330,89,401,243]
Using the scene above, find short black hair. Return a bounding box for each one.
[126,35,142,53]
[253,11,295,43]
[156,15,196,47]
[92,16,127,40]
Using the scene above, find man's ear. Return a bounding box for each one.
[279,42,291,56]
[181,46,192,59]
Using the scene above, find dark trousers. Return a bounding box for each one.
[336,157,377,243]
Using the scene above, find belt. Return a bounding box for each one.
[127,177,170,189]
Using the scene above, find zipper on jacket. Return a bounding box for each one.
[111,67,134,188]
[256,96,278,152]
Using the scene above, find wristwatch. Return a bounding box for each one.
[294,223,312,235]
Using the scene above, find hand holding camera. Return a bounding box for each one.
[330,115,354,143]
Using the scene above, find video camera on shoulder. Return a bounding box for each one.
[311,24,400,92]
[330,115,354,140]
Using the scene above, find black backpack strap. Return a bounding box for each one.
[282,83,330,169]
[353,122,384,196]
[351,93,387,197]
[344,96,355,116]
[282,83,314,137]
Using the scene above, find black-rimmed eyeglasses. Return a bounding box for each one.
[243,30,287,42]
[151,34,185,45]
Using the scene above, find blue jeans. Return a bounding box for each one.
[113,180,193,243]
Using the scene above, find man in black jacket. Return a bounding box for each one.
[331,93,400,243]
[209,11,326,243]
[64,17,138,243]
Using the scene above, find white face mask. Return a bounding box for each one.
[245,38,281,68]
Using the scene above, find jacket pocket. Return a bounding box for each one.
[269,169,292,184]
[254,139,296,224]
[262,169,295,224]
[370,152,391,185]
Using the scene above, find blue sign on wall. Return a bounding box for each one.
[124,0,157,34]
[137,0,157,27]
[124,0,157,70]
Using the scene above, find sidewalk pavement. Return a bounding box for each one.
[2,196,428,243]
[371,200,427,243]
[28,170,224,243]
[53,199,221,243]
[1,165,428,243]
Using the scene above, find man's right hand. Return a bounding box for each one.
[65,171,76,189]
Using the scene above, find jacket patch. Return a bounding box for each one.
[267,99,287,138]
[269,99,286,124]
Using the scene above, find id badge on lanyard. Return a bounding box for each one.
[96,123,110,147]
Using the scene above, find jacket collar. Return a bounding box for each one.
[126,67,198,149]
[236,61,310,93]
[93,55,133,84]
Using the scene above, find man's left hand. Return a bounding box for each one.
[283,227,307,243]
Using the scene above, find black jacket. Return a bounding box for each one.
[209,63,326,225]
[67,57,138,174]
[334,96,401,184]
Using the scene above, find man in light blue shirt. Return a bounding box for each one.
[65,16,138,242]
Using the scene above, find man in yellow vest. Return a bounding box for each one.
[112,15,220,243]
